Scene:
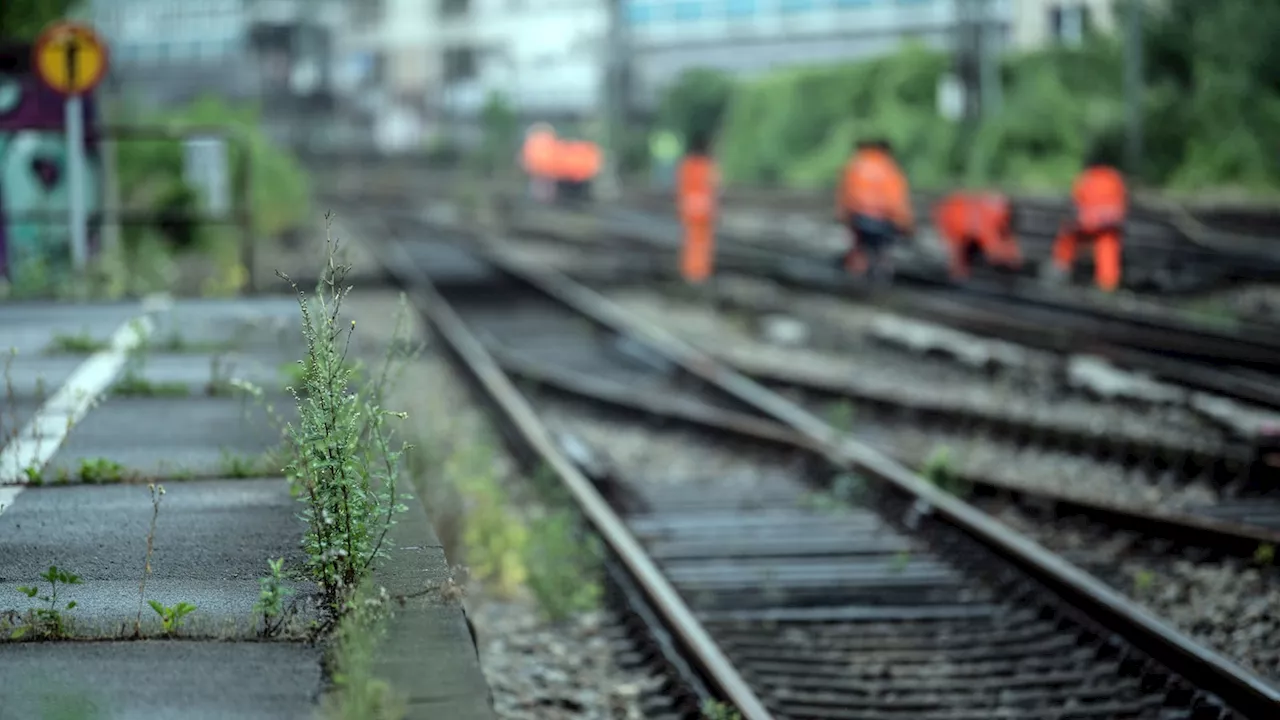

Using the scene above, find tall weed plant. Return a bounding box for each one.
[279,230,410,606]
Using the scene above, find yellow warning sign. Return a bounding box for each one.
[33,21,109,95]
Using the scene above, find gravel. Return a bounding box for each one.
[345,290,657,720]
[471,602,659,720]
[603,288,1235,456]
[991,503,1280,687]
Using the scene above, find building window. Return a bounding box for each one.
[673,0,703,20]
[440,0,470,18]
[1050,3,1091,46]
[726,0,756,18]
[443,47,477,83]
[780,0,815,13]
[627,1,654,24]
[351,0,384,25]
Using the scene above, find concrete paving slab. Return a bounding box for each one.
[1,354,80,399]
[110,351,297,397]
[46,396,297,481]
[0,302,142,356]
[0,641,322,720]
[148,296,303,354]
[0,480,315,637]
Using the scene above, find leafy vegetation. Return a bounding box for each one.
[660,0,1280,195]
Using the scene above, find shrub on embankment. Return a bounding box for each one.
[659,0,1280,196]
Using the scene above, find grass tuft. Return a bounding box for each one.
[46,331,109,355]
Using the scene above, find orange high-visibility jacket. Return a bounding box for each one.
[522,129,557,178]
[934,192,1011,244]
[558,141,602,183]
[1072,166,1128,233]
[837,149,913,230]
[677,154,718,222]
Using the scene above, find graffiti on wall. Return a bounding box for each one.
[0,42,101,283]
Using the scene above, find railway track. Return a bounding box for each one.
[487,199,1280,414]
[339,205,1280,718]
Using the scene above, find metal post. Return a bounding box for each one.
[1123,0,1144,177]
[598,0,626,199]
[64,37,90,274]
[978,0,1001,118]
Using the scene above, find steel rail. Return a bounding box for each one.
[502,202,1280,410]
[495,350,1280,558]
[370,228,775,720]
[449,229,1280,719]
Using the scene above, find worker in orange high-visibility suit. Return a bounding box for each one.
[933,191,1023,281]
[836,139,914,282]
[521,123,558,202]
[676,131,719,284]
[1051,160,1128,291]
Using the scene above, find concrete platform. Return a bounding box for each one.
[1,295,495,718]
[46,396,296,481]
[0,479,315,636]
[0,641,323,720]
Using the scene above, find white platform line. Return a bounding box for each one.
[0,315,155,515]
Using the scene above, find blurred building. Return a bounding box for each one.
[341,0,607,121]
[1011,0,1118,49]
[88,0,345,145]
[625,0,1013,104]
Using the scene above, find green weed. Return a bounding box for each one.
[922,446,970,497]
[78,458,128,484]
[148,600,197,636]
[453,441,529,598]
[319,586,405,720]
[255,557,295,638]
[112,371,189,398]
[135,484,164,636]
[702,700,743,720]
[45,331,109,355]
[278,228,410,606]
[523,509,602,622]
[11,566,83,639]
[1133,569,1157,593]
[1254,543,1275,566]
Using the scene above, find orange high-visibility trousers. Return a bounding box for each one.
[680,219,714,283]
[1053,225,1122,292]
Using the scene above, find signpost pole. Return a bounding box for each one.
[36,22,107,278]
[66,90,88,274]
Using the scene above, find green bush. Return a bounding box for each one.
[663,0,1280,195]
[113,96,312,243]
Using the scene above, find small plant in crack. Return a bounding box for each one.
[278,223,411,607]
[702,700,744,719]
[149,600,197,636]
[921,446,970,497]
[136,483,165,636]
[79,457,128,484]
[45,330,109,355]
[255,557,295,638]
[11,565,83,639]
[23,465,44,485]
[220,449,271,479]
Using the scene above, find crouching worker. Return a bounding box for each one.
[933,191,1023,281]
[836,139,914,282]
[676,131,719,284]
[1050,158,1128,292]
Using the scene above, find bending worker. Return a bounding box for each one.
[933,191,1023,281]
[1050,157,1128,291]
[676,131,719,284]
[521,123,557,202]
[836,139,914,281]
